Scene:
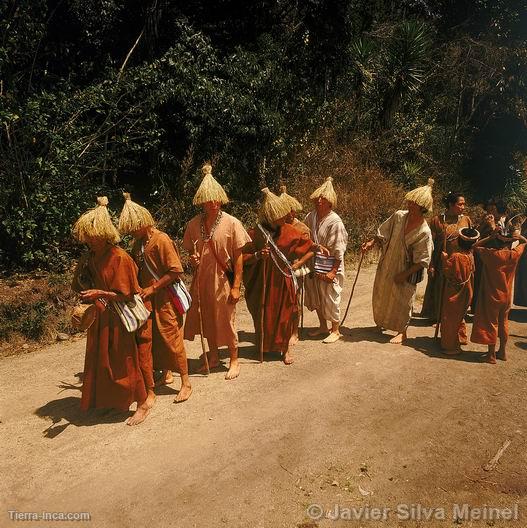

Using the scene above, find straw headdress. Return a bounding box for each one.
[259,187,291,224]
[72,196,120,244]
[404,178,435,213]
[118,192,155,234]
[309,177,338,207]
[279,185,303,213]
[192,163,229,205]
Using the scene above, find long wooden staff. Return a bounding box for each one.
[340,251,365,327]
[193,240,210,374]
[259,247,267,363]
[434,220,448,341]
[300,276,305,338]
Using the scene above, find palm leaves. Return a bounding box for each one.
[380,20,432,128]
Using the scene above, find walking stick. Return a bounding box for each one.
[193,240,210,375]
[300,276,305,338]
[259,249,267,363]
[340,251,365,327]
[434,222,448,341]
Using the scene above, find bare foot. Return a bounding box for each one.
[389,332,407,344]
[497,350,507,361]
[483,353,497,364]
[225,359,241,380]
[155,370,174,387]
[126,393,155,426]
[283,350,294,365]
[174,383,192,403]
[289,333,299,346]
[308,327,329,337]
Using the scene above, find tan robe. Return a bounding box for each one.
[372,210,433,333]
[133,229,188,377]
[183,212,251,348]
[72,246,146,411]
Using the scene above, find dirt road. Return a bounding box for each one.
[1,266,527,528]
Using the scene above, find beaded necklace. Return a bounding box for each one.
[200,210,223,242]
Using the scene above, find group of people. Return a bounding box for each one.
[70,166,348,425]
[70,166,527,426]
[364,182,526,363]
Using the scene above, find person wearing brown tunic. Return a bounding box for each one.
[439,228,478,353]
[119,194,191,426]
[471,229,527,363]
[72,197,147,424]
[421,193,472,322]
[242,188,317,365]
[132,228,191,402]
[183,164,251,380]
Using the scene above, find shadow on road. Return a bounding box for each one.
[509,308,527,323]
[340,326,392,344]
[35,396,131,438]
[406,336,486,363]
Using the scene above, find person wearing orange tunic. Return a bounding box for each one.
[183,164,251,380]
[242,188,317,365]
[439,228,479,354]
[470,224,527,363]
[72,197,147,424]
[421,193,472,322]
[119,194,191,426]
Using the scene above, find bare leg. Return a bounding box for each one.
[308,309,329,337]
[197,339,221,373]
[485,344,497,364]
[155,369,174,387]
[174,373,192,403]
[126,388,155,426]
[225,345,241,380]
[389,330,408,344]
[497,310,509,361]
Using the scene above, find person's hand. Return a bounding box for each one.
[317,245,331,256]
[485,214,497,232]
[394,271,407,284]
[140,285,156,301]
[361,240,375,253]
[190,253,200,268]
[291,260,301,271]
[80,289,105,302]
[228,286,241,304]
[320,270,337,283]
[427,266,435,278]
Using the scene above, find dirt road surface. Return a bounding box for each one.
[1,266,527,528]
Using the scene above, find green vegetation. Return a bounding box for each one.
[1,0,526,271]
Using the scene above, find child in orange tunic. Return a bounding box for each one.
[440,227,479,354]
[470,225,527,363]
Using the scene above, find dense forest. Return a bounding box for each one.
[1,0,526,271]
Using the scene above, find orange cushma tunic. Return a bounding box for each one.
[471,244,526,345]
[72,246,147,411]
[440,251,474,350]
[243,223,314,354]
[133,230,188,378]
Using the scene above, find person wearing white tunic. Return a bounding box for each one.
[362,179,434,344]
[304,177,349,344]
